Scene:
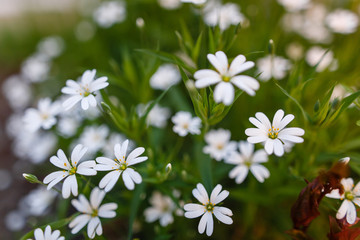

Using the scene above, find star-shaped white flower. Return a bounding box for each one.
[326,177,360,224]
[225,141,269,184]
[95,140,148,192]
[43,144,97,199]
[172,111,202,136]
[23,98,61,132]
[256,55,292,82]
[61,69,109,110]
[184,183,233,236]
[194,51,259,105]
[30,225,64,240]
[144,191,179,227]
[245,109,305,157]
[203,129,237,161]
[69,187,117,239]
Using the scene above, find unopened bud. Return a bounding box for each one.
[165,163,172,174]
[23,173,41,184]
[339,157,350,164]
[268,39,275,55]
[136,18,145,28]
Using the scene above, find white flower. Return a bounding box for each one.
[69,187,117,239]
[203,129,237,161]
[158,0,181,10]
[172,111,202,136]
[30,225,64,240]
[204,3,246,31]
[245,109,305,157]
[286,42,304,61]
[2,75,32,110]
[149,64,181,90]
[225,141,269,184]
[256,55,292,81]
[95,140,148,192]
[19,186,57,217]
[43,144,97,199]
[93,1,126,28]
[37,36,65,59]
[325,9,359,34]
[277,0,310,12]
[23,98,61,132]
[21,54,51,82]
[57,117,81,138]
[61,69,109,110]
[305,46,337,72]
[194,51,259,105]
[137,103,171,128]
[78,125,109,155]
[326,178,360,224]
[181,0,206,5]
[144,191,177,226]
[184,183,233,236]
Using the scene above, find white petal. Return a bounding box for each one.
[99,171,120,192]
[213,208,233,225]
[272,109,284,128]
[326,189,342,199]
[252,150,268,163]
[250,164,270,183]
[81,98,89,110]
[49,156,68,170]
[87,95,97,107]
[229,165,249,184]
[195,77,221,88]
[63,95,82,110]
[264,139,274,155]
[71,195,92,213]
[210,184,222,204]
[184,209,205,219]
[228,54,246,75]
[71,144,88,165]
[255,112,271,129]
[90,187,105,209]
[184,203,203,211]
[353,182,360,196]
[87,217,101,239]
[194,183,209,204]
[231,75,259,96]
[213,82,234,105]
[62,175,77,198]
[34,228,44,240]
[336,200,349,220]
[278,114,295,130]
[77,161,97,176]
[278,135,304,143]
[122,170,135,190]
[69,214,91,234]
[249,117,268,131]
[346,201,357,224]
[247,135,267,144]
[279,127,305,136]
[126,147,145,164]
[245,128,267,137]
[342,178,354,192]
[43,171,65,184]
[229,60,255,76]
[212,190,229,205]
[127,168,142,184]
[198,212,209,234]
[205,212,214,236]
[273,139,285,157]
[208,52,227,74]
[98,203,118,218]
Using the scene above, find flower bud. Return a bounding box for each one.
[23,173,41,184]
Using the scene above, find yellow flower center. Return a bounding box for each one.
[345,191,354,201]
[222,76,231,82]
[120,163,127,171]
[268,126,279,139]
[91,209,98,217]
[205,203,214,212]
[69,166,77,175]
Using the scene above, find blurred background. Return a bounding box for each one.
[0,0,360,239]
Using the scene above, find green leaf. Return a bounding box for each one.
[314,85,335,125]
[127,183,146,240]
[192,31,203,64]
[20,215,77,240]
[274,81,310,123]
[324,90,360,126]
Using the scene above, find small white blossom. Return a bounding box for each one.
[184,183,233,236]
[137,103,171,128]
[37,36,65,59]
[225,141,269,184]
[245,109,305,157]
[23,98,61,132]
[93,1,126,28]
[2,75,32,110]
[204,3,245,31]
[95,140,148,192]
[57,117,81,138]
[61,69,109,110]
[286,42,304,61]
[69,187,117,239]
[326,178,360,224]
[172,111,202,136]
[305,46,337,72]
[277,0,310,12]
[144,191,178,226]
[5,210,26,231]
[43,144,97,199]
[150,64,181,90]
[181,0,206,5]
[30,225,64,240]
[203,129,237,161]
[256,55,292,81]
[158,0,181,10]
[194,51,259,105]
[325,9,359,34]
[78,125,109,155]
[19,186,57,217]
[21,54,51,83]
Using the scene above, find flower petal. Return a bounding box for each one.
[90,187,105,209]
[336,200,349,220]
[213,208,233,225]
[273,139,285,157]
[213,82,234,105]
[264,139,274,155]
[250,164,270,183]
[69,214,91,234]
